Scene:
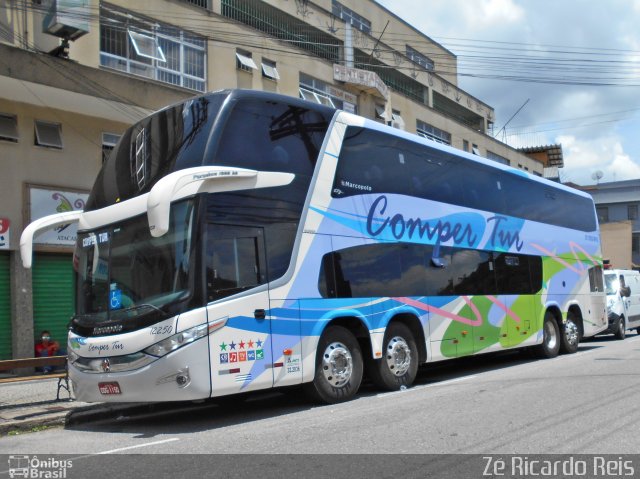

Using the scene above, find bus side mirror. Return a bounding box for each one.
[20,210,83,268]
[431,257,447,268]
[147,166,294,237]
[431,243,447,268]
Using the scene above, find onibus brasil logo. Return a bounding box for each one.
[8,455,72,478]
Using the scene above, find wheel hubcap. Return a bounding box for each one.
[564,320,579,346]
[545,321,557,350]
[321,342,353,388]
[385,336,411,376]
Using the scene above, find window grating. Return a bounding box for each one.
[100,3,206,92]
[416,120,451,145]
[180,0,209,9]
[406,45,434,71]
[332,1,371,34]
[486,151,510,165]
[221,0,342,63]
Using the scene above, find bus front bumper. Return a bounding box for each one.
[69,337,211,403]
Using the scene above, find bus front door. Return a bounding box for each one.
[205,224,273,397]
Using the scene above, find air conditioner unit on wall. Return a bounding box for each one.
[43,0,90,41]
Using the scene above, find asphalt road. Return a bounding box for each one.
[1,333,639,461]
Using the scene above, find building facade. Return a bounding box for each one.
[581,179,640,270]
[0,0,545,359]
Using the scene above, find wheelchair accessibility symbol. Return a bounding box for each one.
[110,289,122,310]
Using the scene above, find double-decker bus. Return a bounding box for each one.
[21,90,607,404]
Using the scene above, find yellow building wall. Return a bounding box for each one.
[0,98,128,249]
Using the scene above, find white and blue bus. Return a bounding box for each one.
[21,90,607,403]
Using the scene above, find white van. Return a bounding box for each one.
[603,269,640,339]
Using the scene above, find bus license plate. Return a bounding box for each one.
[98,382,122,395]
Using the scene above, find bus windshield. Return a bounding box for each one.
[75,200,195,323]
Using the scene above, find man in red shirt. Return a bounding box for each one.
[34,331,60,373]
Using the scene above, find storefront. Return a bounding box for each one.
[26,186,87,355]
[32,253,75,353]
[0,252,10,359]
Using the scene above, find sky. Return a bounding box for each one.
[374,0,640,185]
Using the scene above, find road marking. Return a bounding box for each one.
[96,437,180,454]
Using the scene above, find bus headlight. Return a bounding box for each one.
[143,324,208,358]
[67,349,79,364]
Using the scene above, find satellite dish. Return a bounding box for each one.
[591,170,604,184]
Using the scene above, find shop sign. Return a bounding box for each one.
[333,64,389,100]
[0,218,9,250]
[29,187,88,246]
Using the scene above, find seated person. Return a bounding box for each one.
[34,330,60,373]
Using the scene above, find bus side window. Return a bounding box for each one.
[588,266,604,293]
[319,253,337,298]
[494,253,530,294]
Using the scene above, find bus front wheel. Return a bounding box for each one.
[559,311,580,354]
[304,325,363,404]
[368,322,418,391]
[534,312,561,359]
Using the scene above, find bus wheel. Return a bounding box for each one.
[369,323,418,391]
[534,312,560,359]
[559,311,580,354]
[614,317,626,340]
[304,325,363,404]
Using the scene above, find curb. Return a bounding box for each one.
[0,403,141,436]
[1,397,238,436]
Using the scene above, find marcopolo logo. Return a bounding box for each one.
[8,455,72,478]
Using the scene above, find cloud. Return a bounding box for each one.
[467,0,525,27]
[557,134,640,184]
[375,0,640,184]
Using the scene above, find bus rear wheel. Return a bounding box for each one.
[559,311,580,354]
[534,312,560,359]
[368,322,418,391]
[304,325,363,404]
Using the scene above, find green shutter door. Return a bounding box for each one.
[0,253,11,359]
[33,254,75,352]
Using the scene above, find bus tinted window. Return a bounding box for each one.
[206,98,332,283]
[494,253,535,294]
[319,243,542,298]
[212,99,330,177]
[447,249,494,296]
[87,95,224,210]
[332,127,597,232]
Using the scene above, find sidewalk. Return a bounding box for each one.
[0,377,93,435]
[0,378,198,436]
